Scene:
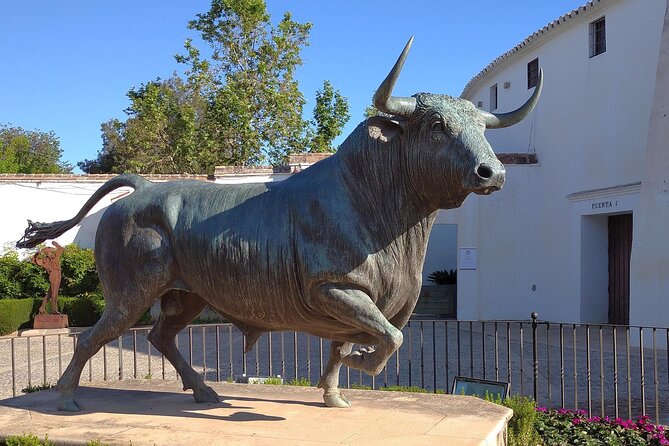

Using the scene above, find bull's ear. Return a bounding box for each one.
[367,116,403,143]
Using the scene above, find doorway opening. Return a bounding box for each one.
[608,214,633,325]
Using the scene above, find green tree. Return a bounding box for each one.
[364,104,379,118]
[0,125,72,173]
[181,0,312,165]
[80,0,351,173]
[79,75,206,174]
[309,80,349,153]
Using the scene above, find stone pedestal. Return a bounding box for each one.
[0,380,513,445]
[33,314,69,329]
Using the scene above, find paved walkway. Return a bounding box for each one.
[0,380,511,446]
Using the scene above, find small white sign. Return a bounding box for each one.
[459,247,477,270]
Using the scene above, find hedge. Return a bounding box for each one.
[0,298,41,335]
[0,293,105,336]
[0,292,157,336]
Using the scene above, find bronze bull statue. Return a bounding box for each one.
[18,37,542,411]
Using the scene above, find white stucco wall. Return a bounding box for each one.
[3,181,133,252]
[629,0,669,328]
[452,0,666,322]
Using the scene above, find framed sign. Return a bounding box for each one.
[452,376,510,400]
[459,247,477,270]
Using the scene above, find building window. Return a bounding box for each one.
[590,17,606,57]
[489,84,498,111]
[527,58,539,89]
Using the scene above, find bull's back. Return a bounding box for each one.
[129,181,304,326]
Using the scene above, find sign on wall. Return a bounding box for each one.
[459,247,477,270]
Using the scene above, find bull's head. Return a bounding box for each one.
[368,37,542,209]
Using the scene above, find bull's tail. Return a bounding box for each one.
[16,174,152,249]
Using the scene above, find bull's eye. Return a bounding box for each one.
[431,121,445,133]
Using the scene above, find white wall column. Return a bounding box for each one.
[629,0,669,327]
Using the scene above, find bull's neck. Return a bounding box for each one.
[334,123,438,245]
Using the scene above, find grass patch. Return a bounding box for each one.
[20,383,54,394]
[261,377,283,385]
[0,435,117,446]
[2,434,53,446]
[380,385,428,393]
[287,377,311,386]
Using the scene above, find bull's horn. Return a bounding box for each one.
[481,68,543,129]
[373,37,417,117]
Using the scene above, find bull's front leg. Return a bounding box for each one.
[317,341,353,407]
[314,285,403,406]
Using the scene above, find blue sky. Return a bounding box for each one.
[0,1,587,171]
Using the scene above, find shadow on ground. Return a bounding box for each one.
[0,386,299,422]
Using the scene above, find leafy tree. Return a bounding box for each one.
[77,119,125,174]
[310,80,349,153]
[80,0,351,173]
[181,0,312,165]
[364,104,380,119]
[79,75,206,174]
[0,125,72,173]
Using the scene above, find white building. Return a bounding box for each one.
[447,0,669,325]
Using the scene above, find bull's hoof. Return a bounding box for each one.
[193,384,220,404]
[323,391,351,408]
[58,395,83,412]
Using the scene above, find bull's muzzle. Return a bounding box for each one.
[473,162,505,195]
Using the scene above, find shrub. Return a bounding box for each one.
[0,299,41,335]
[426,269,457,285]
[58,295,104,327]
[60,245,99,296]
[3,433,54,446]
[0,251,48,300]
[0,245,101,301]
[501,395,541,446]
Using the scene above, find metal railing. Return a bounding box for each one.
[2,314,668,424]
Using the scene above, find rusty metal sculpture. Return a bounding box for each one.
[17,38,542,411]
[32,241,64,315]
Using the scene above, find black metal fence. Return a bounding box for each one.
[2,315,669,424]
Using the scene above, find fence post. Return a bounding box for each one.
[531,312,539,403]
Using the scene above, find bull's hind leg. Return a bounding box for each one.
[314,285,403,406]
[148,290,219,403]
[317,341,353,408]
[56,303,150,411]
[56,222,176,411]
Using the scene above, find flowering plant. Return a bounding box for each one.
[536,407,669,445]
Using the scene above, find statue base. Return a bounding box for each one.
[33,314,69,329]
